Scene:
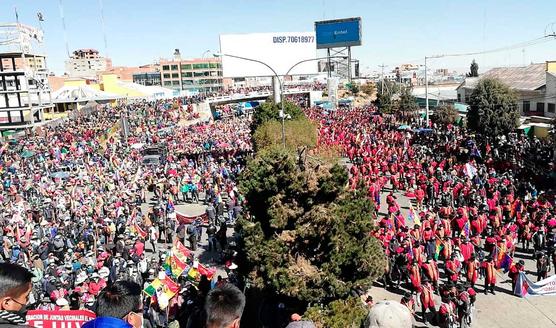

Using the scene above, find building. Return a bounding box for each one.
[457,61,556,117]
[0,23,53,129]
[65,48,112,79]
[160,56,223,93]
[133,72,161,86]
[102,63,159,83]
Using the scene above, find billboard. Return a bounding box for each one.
[315,17,362,49]
[219,32,317,78]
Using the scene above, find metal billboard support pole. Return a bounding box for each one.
[348,46,352,83]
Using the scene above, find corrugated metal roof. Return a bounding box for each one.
[462,63,546,91]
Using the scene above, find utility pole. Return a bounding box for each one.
[425,56,429,127]
[378,64,386,94]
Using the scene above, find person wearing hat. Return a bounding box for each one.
[421,257,439,292]
[445,253,461,283]
[408,260,421,294]
[481,256,497,295]
[508,259,525,291]
[465,253,479,288]
[536,251,551,282]
[419,276,436,325]
[437,286,457,328]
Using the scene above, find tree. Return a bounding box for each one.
[360,83,376,97]
[346,82,360,95]
[375,80,400,113]
[252,100,304,130]
[467,59,479,77]
[467,78,520,140]
[434,104,459,125]
[237,148,385,304]
[305,296,368,328]
[253,117,317,151]
[397,86,419,113]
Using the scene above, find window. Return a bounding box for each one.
[522,101,530,112]
[163,81,171,86]
[193,63,209,69]
[163,73,170,78]
[548,103,555,113]
[171,73,179,78]
[182,80,194,85]
[171,65,178,70]
[536,102,544,112]
[457,94,461,102]
[181,64,192,70]
[209,63,218,69]
[162,65,170,70]
[182,72,192,77]
[172,81,180,86]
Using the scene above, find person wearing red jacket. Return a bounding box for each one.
[408,260,422,294]
[421,257,440,291]
[420,277,437,325]
[444,253,461,283]
[508,259,525,291]
[466,254,479,287]
[482,256,497,294]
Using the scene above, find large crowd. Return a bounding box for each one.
[307,106,555,327]
[0,95,252,327]
[0,87,554,328]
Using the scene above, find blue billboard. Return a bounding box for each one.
[315,17,362,49]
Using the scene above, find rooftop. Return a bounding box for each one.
[460,63,547,91]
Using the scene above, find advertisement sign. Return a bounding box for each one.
[315,17,362,49]
[514,272,556,297]
[219,32,317,78]
[26,309,96,328]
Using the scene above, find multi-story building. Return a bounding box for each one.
[132,72,162,86]
[103,63,159,83]
[160,57,223,93]
[65,48,112,79]
[0,23,53,129]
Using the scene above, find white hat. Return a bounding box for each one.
[75,272,88,285]
[365,301,413,328]
[56,298,69,307]
[228,262,238,270]
[98,267,110,278]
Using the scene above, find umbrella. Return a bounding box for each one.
[21,150,35,158]
[397,125,411,130]
[51,171,70,179]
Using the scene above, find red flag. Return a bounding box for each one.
[134,224,147,239]
[197,263,216,279]
[172,240,192,260]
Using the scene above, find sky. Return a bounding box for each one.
[1,0,555,75]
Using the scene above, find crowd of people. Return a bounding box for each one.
[0,82,554,328]
[0,93,255,327]
[307,106,555,327]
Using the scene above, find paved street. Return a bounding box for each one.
[374,183,556,328]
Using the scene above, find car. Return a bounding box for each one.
[142,155,161,166]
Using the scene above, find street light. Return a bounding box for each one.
[213,52,347,147]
